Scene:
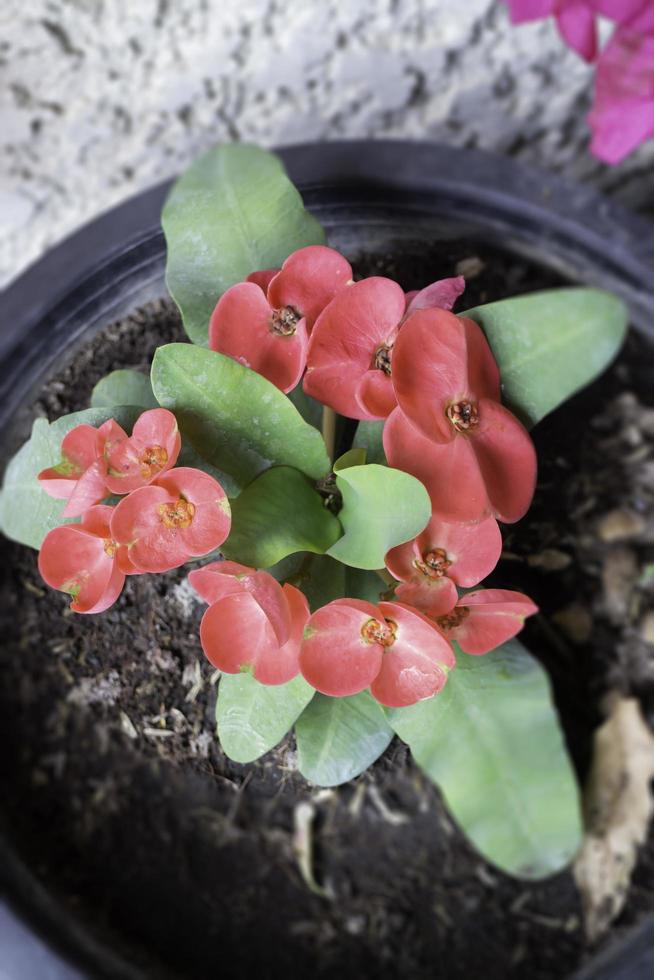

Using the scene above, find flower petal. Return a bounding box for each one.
[472,399,537,523]
[383,408,490,523]
[266,245,353,330]
[253,584,310,685]
[355,368,397,419]
[200,592,279,673]
[556,2,597,62]
[209,281,308,393]
[155,467,231,558]
[371,601,455,707]
[403,275,466,318]
[304,277,406,420]
[395,577,459,618]
[188,561,291,645]
[38,524,119,613]
[62,460,111,518]
[445,589,538,655]
[299,598,384,697]
[247,268,279,292]
[506,0,555,22]
[392,310,500,443]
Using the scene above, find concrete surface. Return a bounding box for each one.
[2,0,653,289]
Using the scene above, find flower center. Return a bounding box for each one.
[414,547,452,579]
[270,306,301,336]
[373,343,393,376]
[158,497,196,529]
[435,606,469,631]
[361,617,397,647]
[139,444,168,478]
[103,538,118,558]
[446,400,479,432]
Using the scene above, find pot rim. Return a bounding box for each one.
[1,139,653,980]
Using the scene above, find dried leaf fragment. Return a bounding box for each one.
[574,696,654,942]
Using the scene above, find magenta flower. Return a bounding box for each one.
[589,5,654,163]
[209,245,353,393]
[299,598,456,708]
[38,505,137,614]
[189,561,310,684]
[110,467,231,573]
[304,275,465,421]
[507,0,599,61]
[104,408,180,494]
[385,514,503,617]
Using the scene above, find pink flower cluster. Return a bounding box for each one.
[37,409,231,612]
[197,247,538,707]
[507,1,654,163]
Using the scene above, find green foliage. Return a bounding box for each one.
[464,288,628,428]
[91,369,157,410]
[353,419,386,465]
[296,691,394,786]
[162,144,326,345]
[327,463,431,570]
[151,344,330,494]
[387,640,582,879]
[0,407,140,550]
[224,466,342,567]
[216,671,314,764]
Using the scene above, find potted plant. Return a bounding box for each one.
[1,141,653,980]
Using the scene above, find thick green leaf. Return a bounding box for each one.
[387,640,582,879]
[216,672,314,764]
[296,692,394,787]
[353,419,386,465]
[224,466,341,567]
[91,369,158,410]
[327,463,431,570]
[464,288,628,428]
[334,447,366,471]
[287,385,323,431]
[162,144,326,345]
[151,344,330,494]
[0,407,140,550]
[344,567,388,605]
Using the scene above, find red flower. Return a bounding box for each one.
[304,275,465,421]
[110,467,231,573]
[104,408,180,494]
[433,589,538,655]
[38,410,181,517]
[38,505,137,614]
[385,514,503,617]
[299,598,456,708]
[189,561,310,684]
[38,418,127,518]
[209,245,352,393]
[385,309,537,523]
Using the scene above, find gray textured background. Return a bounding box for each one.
[1,0,653,287]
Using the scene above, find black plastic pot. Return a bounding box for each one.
[1,140,654,980]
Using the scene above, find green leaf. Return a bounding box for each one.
[279,554,347,611]
[0,407,140,550]
[386,640,582,879]
[344,567,388,605]
[353,419,386,465]
[287,385,323,431]
[224,466,342,567]
[151,344,330,493]
[91,369,158,410]
[296,692,394,787]
[327,463,431,570]
[334,447,367,471]
[216,672,314,764]
[464,288,628,428]
[162,144,326,345]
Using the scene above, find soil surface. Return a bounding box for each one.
[1,243,654,980]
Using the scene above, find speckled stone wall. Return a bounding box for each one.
[2,0,653,288]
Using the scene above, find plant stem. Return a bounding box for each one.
[322,406,336,464]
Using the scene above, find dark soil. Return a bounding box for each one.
[1,242,654,980]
